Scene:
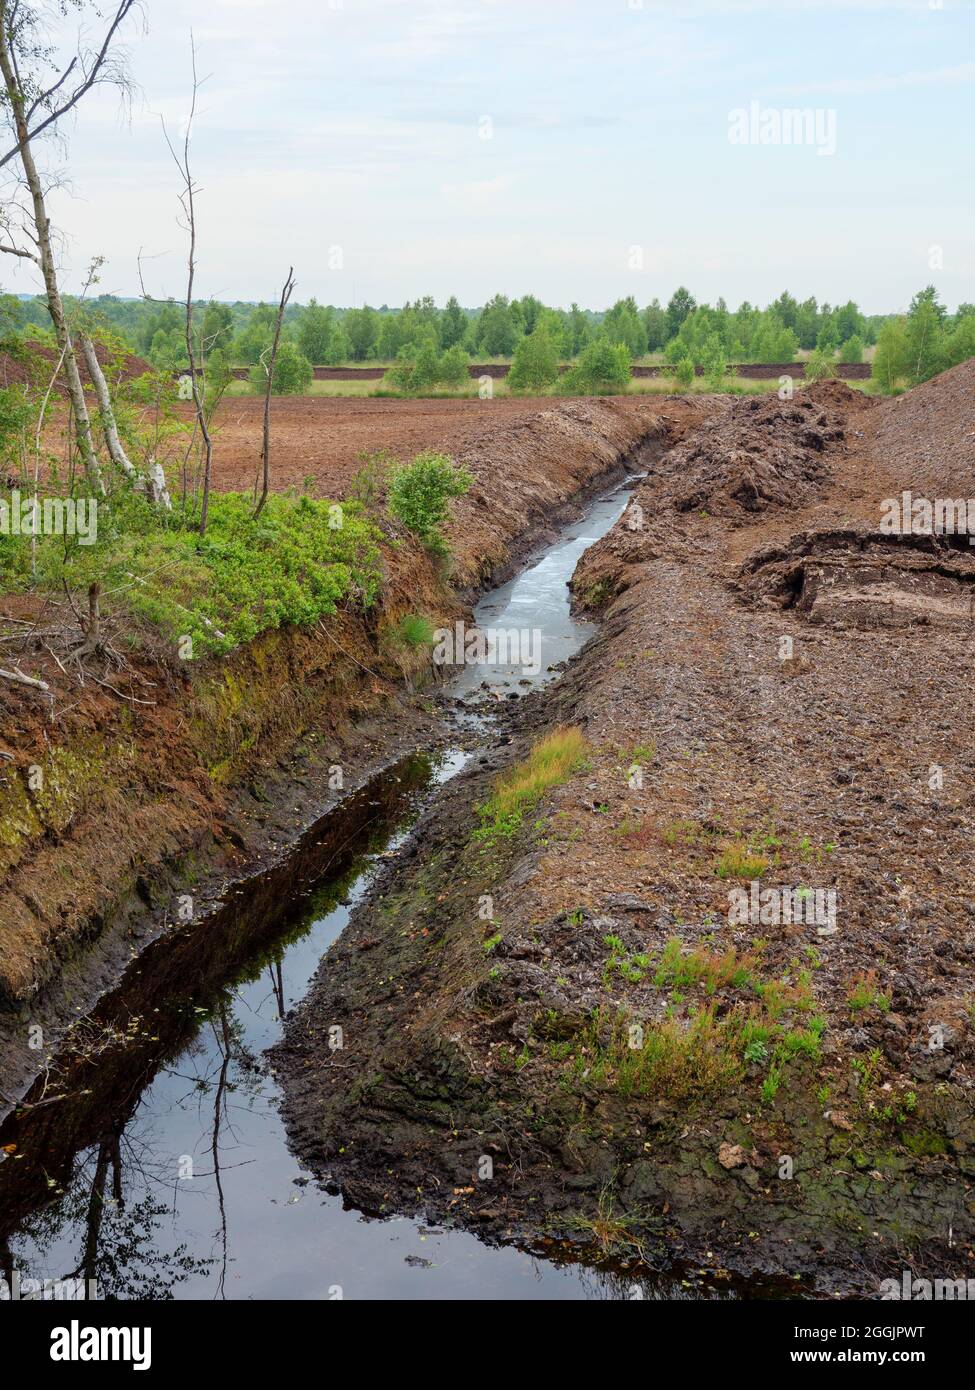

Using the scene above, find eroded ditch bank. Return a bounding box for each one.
[0,398,689,1109]
[0,470,747,1300]
[271,377,975,1297]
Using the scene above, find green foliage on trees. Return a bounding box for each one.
[602,296,647,357]
[946,313,975,369]
[805,347,837,382]
[508,324,560,392]
[440,295,468,349]
[642,299,668,352]
[476,294,519,356]
[871,318,909,394]
[248,340,313,395]
[383,335,470,393]
[296,299,338,363]
[674,356,695,389]
[233,311,274,365]
[838,334,864,363]
[200,302,234,353]
[344,306,381,361]
[666,287,696,340]
[701,335,728,389]
[560,338,631,394]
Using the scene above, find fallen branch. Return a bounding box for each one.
[0,664,50,692]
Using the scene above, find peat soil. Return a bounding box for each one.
[273,371,975,1296]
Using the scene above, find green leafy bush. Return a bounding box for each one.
[508,324,559,392]
[383,337,471,394]
[248,340,313,395]
[387,451,473,554]
[560,338,631,394]
[804,347,837,382]
[674,356,695,388]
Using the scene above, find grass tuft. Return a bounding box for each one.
[474,726,588,843]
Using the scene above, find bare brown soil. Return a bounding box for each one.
[202,393,601,496]
[0,341,152,391]
[274,371,975,1292]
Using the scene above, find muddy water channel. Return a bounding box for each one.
[0,476,771,1300]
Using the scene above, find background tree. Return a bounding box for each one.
[871,318,909,393]
[475,294,519,356]
[564,302,591,357]
[903,289,945,383]
[561,337,631,394]
[508,323,559,392]
[602,296,647,358]
[200,301,234,354]
[838,333,863,364]
[344,306,380,360]
[665,286,696,341]
[642,299,667,353]
[248,338,310,396]
[296,299,336,363]
[439,295,467,349]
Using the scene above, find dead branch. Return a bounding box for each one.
[0,1,141,172]
[254,266,296,518]
[158,34,214,535]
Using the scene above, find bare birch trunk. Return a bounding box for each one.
[80,334,172,508]
[0,10,103,495]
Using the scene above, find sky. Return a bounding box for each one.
[2,0,974,312]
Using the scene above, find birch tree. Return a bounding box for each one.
[0,1,140,495]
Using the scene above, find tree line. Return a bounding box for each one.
[5,284,968,371]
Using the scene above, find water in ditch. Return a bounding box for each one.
[0,476,768,1300]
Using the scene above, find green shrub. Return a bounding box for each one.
[248,340,313,395]
[838,334,863,364]
[1,490,382,658]
[383,338,470,394]
[804,347,837,382]
[701,334,727,390]
[438,344,471,388]
[674,356,695,389]
[508,324,560,392]
[349,450,394,510]
[386,451,473,554]
[560,338,631,394]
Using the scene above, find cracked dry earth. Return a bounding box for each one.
[275,367,975,1295]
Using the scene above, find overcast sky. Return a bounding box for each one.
[3,0,973,312]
